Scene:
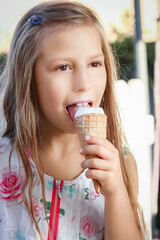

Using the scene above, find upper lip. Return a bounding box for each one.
[66,100,93,108]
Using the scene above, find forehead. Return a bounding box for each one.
[38,25,103,60]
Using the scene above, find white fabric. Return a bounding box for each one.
[0,138,105,240]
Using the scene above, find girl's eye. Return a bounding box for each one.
[57,64,71,71]
[90,62,101,67]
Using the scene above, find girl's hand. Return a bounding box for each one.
[80,135,127,198]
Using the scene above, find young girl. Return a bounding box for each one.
[0,1,149,239]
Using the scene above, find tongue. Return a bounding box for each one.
[67,105,79,121]
[67,104,91,120]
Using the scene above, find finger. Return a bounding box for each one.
[84,135,115,152]
[85,168,111,183]
[80,144,115,160]
[81,158,112,171]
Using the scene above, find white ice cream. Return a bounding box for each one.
[74,107,104,118]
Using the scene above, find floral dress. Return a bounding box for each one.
[0,138,105,240]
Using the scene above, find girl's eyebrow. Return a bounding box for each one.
[47,54,104,65]
[89,54,105,60]
[90,54,104,58]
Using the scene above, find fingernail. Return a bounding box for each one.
[85,136,90,141]
[80,148,83,154]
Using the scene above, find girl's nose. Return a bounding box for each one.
[72,68,92,92]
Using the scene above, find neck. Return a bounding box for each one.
[38,131,84,181]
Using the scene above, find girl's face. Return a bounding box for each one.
[34,25,106,134]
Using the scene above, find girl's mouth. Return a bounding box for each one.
[66,101,93,121]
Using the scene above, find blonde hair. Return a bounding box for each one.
[1,1,148,239]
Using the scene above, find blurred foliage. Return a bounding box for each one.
[146,42,155,89]
[111,37,135,82]
[0,52,7,75]
[111,37,155,88]
[110,9,155,88]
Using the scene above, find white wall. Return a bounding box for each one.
[116,79,154,238]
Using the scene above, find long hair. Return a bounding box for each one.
[0,1,148,239]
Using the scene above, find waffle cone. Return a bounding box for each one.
[74,113,107,194]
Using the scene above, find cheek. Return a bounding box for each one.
[95,69,106,96]
[34,71,64,108]
[36,83,63,111]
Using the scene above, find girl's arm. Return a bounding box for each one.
[80,136,142,240]
[104,152,140,240]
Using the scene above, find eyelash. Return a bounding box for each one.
[56,64,71,71]
[56,61,103,71]
[89,62,102,67]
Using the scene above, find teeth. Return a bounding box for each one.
[76,103,89,107]
[76,103,83,107]
[82,103,89,107]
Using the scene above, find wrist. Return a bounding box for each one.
[104,185,129,203]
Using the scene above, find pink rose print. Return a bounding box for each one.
[80,215,99,239]
[33,198,43,221]
[89,191,100,200]
[0,168,24,201]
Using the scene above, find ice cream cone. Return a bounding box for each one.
[74,109,107,194]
